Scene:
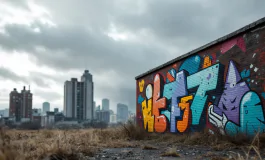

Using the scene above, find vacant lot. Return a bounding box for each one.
[0,123,265,160]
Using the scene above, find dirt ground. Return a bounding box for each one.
[90,141,261,160]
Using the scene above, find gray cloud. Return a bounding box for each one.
[30,77,50,88]
[0,23,166,74]
[0,0,265,111]
[114,0,265,50]
[0,67,50,88]
[3,0,30,9]
[34,89,62,102]
[0,67,28,83]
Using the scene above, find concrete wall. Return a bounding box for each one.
[135,18,265,137]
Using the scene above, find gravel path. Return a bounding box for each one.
[88,144,253,160]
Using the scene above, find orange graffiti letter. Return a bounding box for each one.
[202,56,212,68]
[153,74,167,132]
[177,95,193,133]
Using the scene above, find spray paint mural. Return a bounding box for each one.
[136,19,265,137]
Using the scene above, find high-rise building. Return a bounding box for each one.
[81,70,94,120]
[9,86,33,122]
[102,99,109,111]
[64,70,94,120]
[116,103,128,123]
[42,102,50,115]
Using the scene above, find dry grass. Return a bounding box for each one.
[142,144,158,150]
[0,125,141,160]
[161,147,180,157]
[0,123,265,160]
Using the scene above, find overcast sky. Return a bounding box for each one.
[0,0,264,113]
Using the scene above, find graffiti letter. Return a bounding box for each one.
[208,105,228,135]
[139,79,145,92]
[179,55,201,74]
[177,95,193,133]
[225,91,265,137]
[153,74,167,132]
[213,61,250,125]
[170,70,188,132]
[202,56,212,68]
[142,84,154,132]
[187,63,224,125]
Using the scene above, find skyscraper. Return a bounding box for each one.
[9,86,33,122]
[42,102,50,115]
[81,70,94,120]
[116,103,128,123]
[102,98,109,111]
[64,70,94,120]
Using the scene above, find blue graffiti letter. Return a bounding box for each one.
[187,63,224,125]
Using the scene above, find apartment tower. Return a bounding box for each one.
[9,86,33,122]
[64,70,94,120]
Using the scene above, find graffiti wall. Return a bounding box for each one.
[136,21,265,137]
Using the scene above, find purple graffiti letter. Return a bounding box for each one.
[213,60,250,125]
[170,70,188,132]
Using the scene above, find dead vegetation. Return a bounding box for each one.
[142,144,158,150]
[161,147,180,157]
[0,122,264,160]
[0,124,140,160]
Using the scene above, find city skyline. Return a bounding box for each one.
[1,88,132,115]
[0,70,132,114]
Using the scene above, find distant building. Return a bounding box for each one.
[32,108,41,116]
[54,112,64,123]
[21,118,30,123]
[64,70,94,121]
[42,102,50,115]
[96,110,110,123]
[54,108,59,113]
[96,105,100,111]
[93,101,96,119]
[102,99,109,111]
[32,108,41,125]
[0,108,9,118]
[9,86,33,122]
[110,114,117,124]
[37,108,42,114]
[117,103,128,123]
[41,111,55,127]
[109,109,114,115]
[32,115,41,125]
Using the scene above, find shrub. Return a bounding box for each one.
[121,120,148,140]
